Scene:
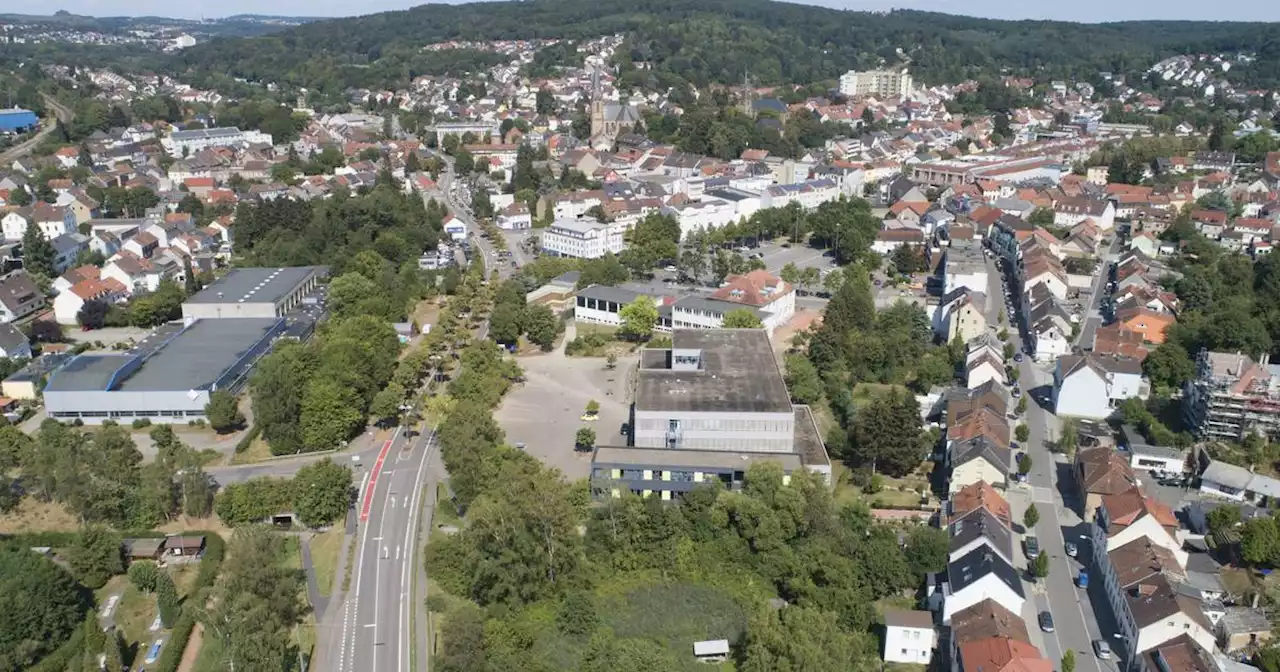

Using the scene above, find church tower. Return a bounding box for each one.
[589,67,606,139]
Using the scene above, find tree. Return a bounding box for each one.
[66,526,124,589]
[128,560,161,592]
[1031,551,1050,578]
[783,353,823,405]
[292,458,353,528]
[575,427,596,450]
[436,603,487,672]
[1015,396,1027,414]
[522,305,559,351]
[585,399,600,415]
[76,299,109,330]
[557,591,598,636]
[1017,453,1032,475]
[204,390,245,433]
[1015,424,1030,443]
[849,389,923,478]
[21,224,56,279]
[742,606,868,672]
[1059,419,1078,457]
[1024,503,1040,528]
[488,302,523,344]
[903,526,948,577]
[300,379,364,451]
[1207,504,1241,534]
[1242,516,1280,566]
[618,296,658,340]
[1143,342,1196,393]
[723,308,764,328]
[1028,207,1056,226]
[155,572,180,627]
[0,544,87,671]
[102,629,125,672]
[6,186,31,207]
[1063,650,1076,672]
[369,381,408,425]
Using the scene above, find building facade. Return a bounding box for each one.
[838,69,914,97]
[181,266,325,320]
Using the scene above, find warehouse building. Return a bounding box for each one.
[0,108,39,134]
[182,267,326,320]
[43,318,285,424]
[590,329,831,500]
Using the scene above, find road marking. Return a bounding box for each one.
[395,545,401,560]
[389,496,397,509]
[360,429,401,522]
[400,430,437,672]
[364,623,377,628]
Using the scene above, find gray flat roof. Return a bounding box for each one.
[635,329,792,414]
[592,445,803,471]
[185,267,324,306]
[793,405,831,468]
[46,318,282,392]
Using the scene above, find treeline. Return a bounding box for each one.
[0,423,215,525]
[642,101,848,160]
[169,0,1280,97]
[488,278,563,350]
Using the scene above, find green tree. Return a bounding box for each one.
[1015,424,1030,443]
[66,526,124,589]
[1059,419,1078,457]
[488,302,523,344]
[102,629,125,672]
[1018,452,1032,475]
[723,308,764,328]
[849,389,923,478]
[1032,552,1050,578]
[1063,650,1076,672]
[1143,342,1196,393]
[7,186,31,207]
[292,458,353,528]
[369,381,408,425]
[204,390,245,433]
[155,572,180,627]
[300,379,364,451]
[0,544,87,671]
[783,353,823,405]
[1024,503,1040,528]
[522,305,560,351]
[618,296,658,340]
[21,225,56,279]
[251,342,314,455]
[557,591,598,636]
[1242,516,1280,566]
[436,603,487,672]
[1016,397,1027,414]
[128,560,160,592]
[1207,504,1241,534]
[575,427,596,450]
[742,606,869,672]
[903,525,949,577]
[1028,207,1056,226]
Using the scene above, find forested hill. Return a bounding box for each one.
[169,0,1280,97]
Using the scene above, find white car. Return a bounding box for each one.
[664,265,678,273]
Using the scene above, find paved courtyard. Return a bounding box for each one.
[495,326,635,480]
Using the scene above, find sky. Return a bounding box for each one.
[34,0,1280,23]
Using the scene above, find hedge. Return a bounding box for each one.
[155,531,225,672]
[0,529,165,548]
[234,424,262,453]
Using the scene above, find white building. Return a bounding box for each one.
[161,127,273,157]
[668,270,796,335]
[541,218,626,259]
[838,68,914,97]
[883,609,937,665]
[661,199,739,238]
[574,285,653,328]
[941,546,1025,624]
[1052,354,1149,420]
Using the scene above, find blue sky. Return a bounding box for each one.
[40,0,1280,22]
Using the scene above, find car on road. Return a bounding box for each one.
[1024,536,1040,559]
[1093,640,1112,659]
[1038,611,1054,632]
[620,422,630,436]
[1066,542,1078,557]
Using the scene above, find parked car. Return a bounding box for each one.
[1066,542,1078,558]
[145,640,163,665]
[620,422,630,436]
[1013,352,1023,362]
[1024,536,1040,559]
[1093,639,1112,660]
[1038,611,1055,632]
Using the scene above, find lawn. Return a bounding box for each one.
[832,463,934,509]
[0,498,81,534]
[309,527,345,597]
[229,436,274,465]
[851,382,909,407]
[95,575,159,668]
[599,582,747,652]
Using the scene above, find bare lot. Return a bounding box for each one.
[495,345,634,480]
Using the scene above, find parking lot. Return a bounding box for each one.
[493,328,634,480]
[753,240,839,276]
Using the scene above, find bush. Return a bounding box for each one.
[155,532,223,672]
[128,561,160,592]
[156,574,180,627]
[131,418,152,429]
[233,424,262,454]
[1015,424,1030,443]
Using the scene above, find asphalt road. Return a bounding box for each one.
[0,95,72,165]
[994,243,1125,672]
[337,425,437,672]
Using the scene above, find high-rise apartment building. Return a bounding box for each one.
[839,68,914,97]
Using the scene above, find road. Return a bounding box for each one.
[990,242,1124,672]
[0,95,72,165]
[335,425,437,672]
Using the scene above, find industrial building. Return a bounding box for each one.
[590,329,831,500]
[160,126,274,156]
[182,267,326,320]
[1183,349,1280,441]
[0,108,39,134]
[43,318,285,424]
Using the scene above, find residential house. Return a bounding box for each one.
[1121,424,1188,475]
[1141,634,1217,672]
[0,271,46,323]
[1116,307,1176,345]
[956,638,1052,672]
[496,202,533,230]
[966,353,1005,390]
[949,507,1015,564]
[941,547,1026,624]
[50,233,89,274]
[949,481,1012,528]
[872,227,926,254]
[935,289,988,344]
[1218,607,1272,653]
[883,609,937,665]
[52,277,127,325]
[950,599,1031,672]
[1116,575,1216,663]
[0,322,31,359]
[1091,486,1185,565]
[949,436,1010,493]
[1131,232,1161,257]
[1191,210,1228,239]
[1052,353,1149,420]
[1075,446,1139,521]
[1055,198,1116,231]
[1092,324,1150,361]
